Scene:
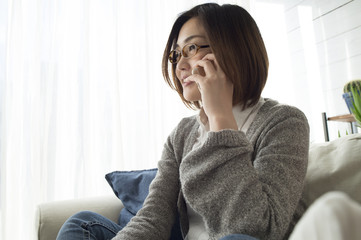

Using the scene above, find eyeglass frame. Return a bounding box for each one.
[168,43,210,64]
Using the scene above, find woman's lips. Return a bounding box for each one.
[182,80,194,87]
[181,75,190,86]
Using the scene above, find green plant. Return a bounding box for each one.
[338,130,349,138]
[350,84,361,127]
[343,79,361,93]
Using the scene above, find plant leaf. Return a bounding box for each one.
[350,86,361,126]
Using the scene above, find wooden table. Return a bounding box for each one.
[327,114,355,122]
[322,113,357,141]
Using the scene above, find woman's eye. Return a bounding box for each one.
[188,45,196,52]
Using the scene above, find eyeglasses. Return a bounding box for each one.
[168,43,210,64]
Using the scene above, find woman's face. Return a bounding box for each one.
[175,17,211,102]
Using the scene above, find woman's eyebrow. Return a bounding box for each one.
[175,35,206,48]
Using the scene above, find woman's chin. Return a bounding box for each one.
[183,92,201,102]
[182,83,200,99]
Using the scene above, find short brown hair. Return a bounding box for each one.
[162,3,269,110]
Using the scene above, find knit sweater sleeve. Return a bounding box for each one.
[112,126,182,240]
[179,105,309,240]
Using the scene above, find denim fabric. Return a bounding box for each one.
[56,211,122,240]
[219,234,259,240]
[56,211,258,240]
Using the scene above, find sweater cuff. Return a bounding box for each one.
[204,129,251,148]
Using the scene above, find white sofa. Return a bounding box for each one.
[35,133,361,240]
[35,195,123,240]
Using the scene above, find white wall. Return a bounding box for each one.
[251,0,361,142]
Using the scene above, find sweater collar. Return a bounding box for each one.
[196,98,264,132]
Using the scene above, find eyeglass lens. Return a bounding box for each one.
[169,51,180,63]
[182,44,197,58]
[169,44,198,64]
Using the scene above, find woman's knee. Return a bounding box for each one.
[66,211,101,224]
[57,211,101,239]
[57,210,121,240]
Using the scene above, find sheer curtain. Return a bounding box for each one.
[0,0,249,239]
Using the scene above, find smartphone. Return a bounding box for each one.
[192,67,205,76]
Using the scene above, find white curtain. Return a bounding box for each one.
[0,0,250,239]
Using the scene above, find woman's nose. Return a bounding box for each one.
[176,56,190,72]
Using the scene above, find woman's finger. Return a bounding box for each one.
[201,53,219,69]
[185,73,203,86]
[202,53,216,62]
[195,59,216,76]
[196,81,201,91]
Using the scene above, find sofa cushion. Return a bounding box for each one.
[303,133,361,207]
[105,168,182,239]
[105,168,157,227]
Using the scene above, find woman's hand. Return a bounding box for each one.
[186,53,237,131]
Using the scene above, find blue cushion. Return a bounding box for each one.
[105,169,182,239]
[105,168,158,227]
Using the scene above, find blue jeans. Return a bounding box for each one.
[57,211,259,240]
[219,234,259,240]
[56,211,121,240]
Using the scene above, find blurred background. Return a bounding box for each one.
[1,0,360,239]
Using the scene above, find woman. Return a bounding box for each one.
[57,3,309,240]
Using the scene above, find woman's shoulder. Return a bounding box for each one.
[172,114,199,132]
[260,98,308,121]
[247,98,309,137]
[167,114,199,141]
[163,114,200,157]
[247,98,310,149]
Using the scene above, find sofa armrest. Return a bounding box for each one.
[35,195,123,240]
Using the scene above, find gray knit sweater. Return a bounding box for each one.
[113,99,309,240]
